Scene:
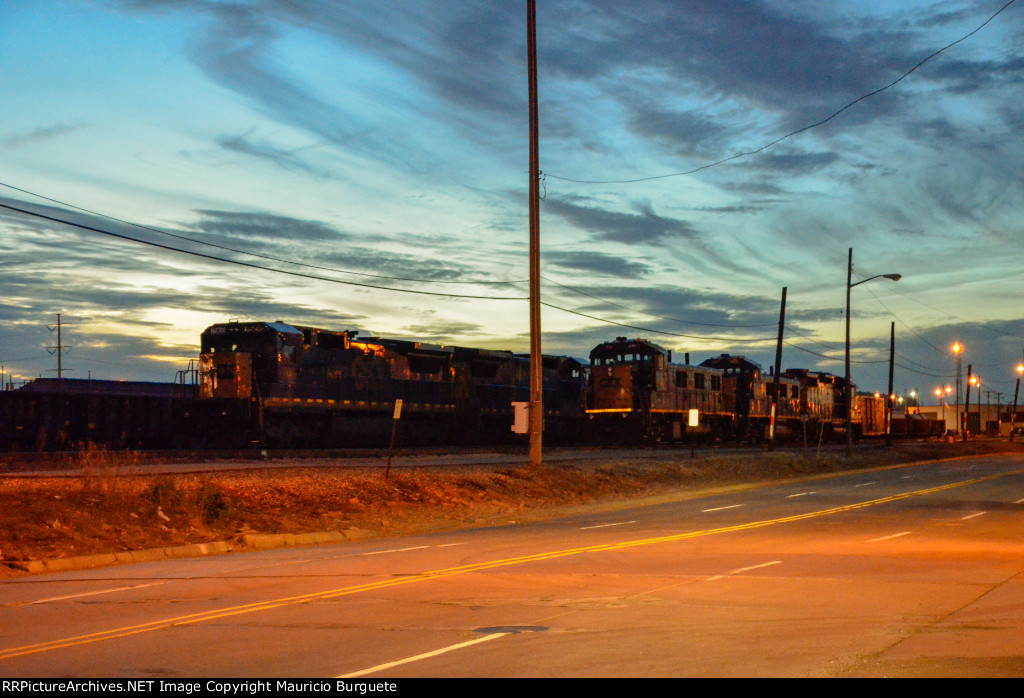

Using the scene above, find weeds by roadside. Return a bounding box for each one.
[1,439,1021,574]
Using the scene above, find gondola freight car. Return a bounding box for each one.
[0,377,198,450]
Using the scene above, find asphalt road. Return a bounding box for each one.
[2,453,1023,677]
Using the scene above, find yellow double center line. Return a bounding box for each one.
[1,470,1016,661]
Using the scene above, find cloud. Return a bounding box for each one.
[692,204,767,215]
[186,209,495,283]
[739,150,840,174]
[544,251,653,278]
[624,101,733,160]
[542,1,907,124]
[214,132,334,177]
[13,0,1022,393]
[548,282,780,337]
[930,55,1024,95]
[3,122,87,148]
[543,196,700,244]
[901,117,961,143]
[396,321,486,341]
[266,1,525,120]
[116,1,522,176]
[190,209,347,243]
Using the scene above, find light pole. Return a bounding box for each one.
[969,375,980,436]
[953,343,963,439]
[844,248,901,456]
[945,385,952,434]
[1010,364,1023,443]
[935,385,952,433]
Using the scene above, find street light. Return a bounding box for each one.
[845,248,902,456]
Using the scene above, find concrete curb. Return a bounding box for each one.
[10,529,374,575]
[241,528,373,549]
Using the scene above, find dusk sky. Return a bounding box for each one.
[2,1,1023,402]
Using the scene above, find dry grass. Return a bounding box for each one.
[1,439,1019,574]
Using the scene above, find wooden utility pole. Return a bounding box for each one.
[527,0,543,467]
[964,364,973,439]
[769,287,786,451]
[844,248,853,456]
[886,321,894,447]
[1010,369,1021,443]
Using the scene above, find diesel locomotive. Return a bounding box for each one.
[1,323,928,451]
[586,337,862,444]
[197,320,587,447]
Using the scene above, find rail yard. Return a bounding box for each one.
[0,320,944,453]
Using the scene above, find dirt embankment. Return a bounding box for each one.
[1,440,1019,574]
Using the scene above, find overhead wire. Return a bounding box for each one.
[894,361,957,379]
[894,349,948,373]
[0,202,528,301]
[784,322,843,351]
[783,340,888,365]
[543,0,1018,185]
[858,280,1023,379]
[2,197,918,354]
[7,191,983,384]
[859,277,951,360]
[0,181,526,286]
[877,276,1024,342]
[6,199,999,381]
[0,191,844,346]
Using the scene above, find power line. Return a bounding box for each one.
[2,197,931,354]
[8,190,978,376]
[860,282,953,358]
[545,0,1017,185]
[0,202,528,301]
[894,361,957,379]
[0,197,834,345]
[852,280,1024,378]
[783,340,888,365]
[873,276,1024,343]
[784,322,844,351]
[895,350,945,373]
[0,182,526,286]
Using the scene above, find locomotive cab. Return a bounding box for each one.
[587,337,727,444]
[199,321,303,399]
[589,337,662,413]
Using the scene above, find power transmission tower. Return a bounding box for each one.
[46,313,73,379]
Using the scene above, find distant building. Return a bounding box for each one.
[915,402,1016,436]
